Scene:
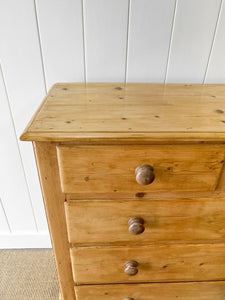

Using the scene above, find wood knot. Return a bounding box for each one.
[135,192,146,198]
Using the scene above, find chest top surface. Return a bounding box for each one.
[20,83,225,143]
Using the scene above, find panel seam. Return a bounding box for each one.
[164,0,178,83]
[81,0,87,83]
[203,0,224,83]
[0,64,38,231]
[33,0,47,93]
[0,197,11,232]
[125,0,131,83]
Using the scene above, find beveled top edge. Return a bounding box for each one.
[20,83,225,143]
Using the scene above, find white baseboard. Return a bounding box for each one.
[0,232,52,249]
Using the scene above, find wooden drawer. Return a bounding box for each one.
[65,198,225,245]
[70,244,225,284]
[57,145,225,194]
[75,282,225,300]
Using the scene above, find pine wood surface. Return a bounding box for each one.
[65,198,225,245]
[66,190,225,200]
[57,144,225,194]
[33,142,75,300]
[70,243,225,284]
[59,293,64,300]
[20,83,225,143]
[20,83,225,299]
[75,281,225,300]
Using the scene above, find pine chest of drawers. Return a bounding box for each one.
[21,83,225,300]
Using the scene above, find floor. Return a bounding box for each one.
[0,249,59,300]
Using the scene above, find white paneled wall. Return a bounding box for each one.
[35,0,85,89]
[83,0,129,82]
[166,0,222,83]
[127,0,176,82]
[205,0,225,83]
[0,0,224,248]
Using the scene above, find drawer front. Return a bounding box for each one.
[75,282,225,300]
[70,244,225,284]
[57,145,225,194]
[65,198,225,245]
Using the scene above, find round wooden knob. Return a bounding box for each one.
[135,164,155,185]
[124,260,138,276]
[128,217,145,235]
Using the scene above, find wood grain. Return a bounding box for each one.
[20,83,225,143]
[70,243,225,284]
[33,142,75,300]
[65,198,225,245]
[20,83,225,298]
[59,293,64,300]
[75,281,225,300]
[66,190,225,200]
[57,144,225,194]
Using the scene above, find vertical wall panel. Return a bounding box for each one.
[127,0,175,83]
[84,0,129,82]
[166,0,221,83]
[35,0,85,90]
[0,0,48,232]
[0,199,10,233]
[0,67,37,232]
[205,1,225,83]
